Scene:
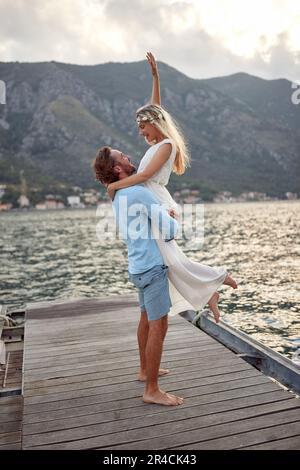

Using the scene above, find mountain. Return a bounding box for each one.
[202,72,300,131]
[0,61,299,201]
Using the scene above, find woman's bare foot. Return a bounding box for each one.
[138,368,170,382]
[208,291,221,323]
[143,389,183,406]
[223,272,238,289]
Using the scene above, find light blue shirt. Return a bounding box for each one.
[112,185,178,274]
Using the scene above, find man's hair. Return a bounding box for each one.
[92,146,118,185]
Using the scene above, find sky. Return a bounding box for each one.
[0,0,299,82]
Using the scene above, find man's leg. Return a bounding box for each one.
[137,310,148,378]
[143,314,183,406]
[137,311,170,381]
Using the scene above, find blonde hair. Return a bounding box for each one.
[136,104,190,175]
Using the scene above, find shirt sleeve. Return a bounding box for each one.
[136,187,178,241]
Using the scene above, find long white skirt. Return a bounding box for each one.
[145,181,228,316]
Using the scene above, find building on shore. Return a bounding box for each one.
[285,192,298,200]
[0,184,6,200]
[18,194,30,208]
[0,202,12,211]
[35,195,65,210]
[82,191,99,206]
[67,195,85,208]
[213,191,274,203]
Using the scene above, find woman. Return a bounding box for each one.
[106,52,238,322]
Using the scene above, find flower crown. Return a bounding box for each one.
[136,111,164,124]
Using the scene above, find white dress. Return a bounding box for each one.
[137,138,228,316]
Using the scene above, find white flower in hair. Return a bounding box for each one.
[136,114,148,123]
[136,111,163,123]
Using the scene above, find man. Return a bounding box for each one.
[93,146,183,406]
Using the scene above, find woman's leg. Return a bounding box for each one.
[209,272,237,323]
[223,272,238,289]
[208,292,221,323]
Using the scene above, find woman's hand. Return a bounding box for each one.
[147,51,161,105]
[107,183,116,201]
[167,209,178,219]
[146,51,158,77]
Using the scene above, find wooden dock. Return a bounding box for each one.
[4,295,300,450]
[0,396,23,450]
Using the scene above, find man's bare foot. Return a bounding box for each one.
[223,272,238,289]
[208,291,221,323]
[143,389,183,406]
[138,368,170,382]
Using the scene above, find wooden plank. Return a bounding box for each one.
[23,363,254,397]
[177,421,300,450]
[241,435,300,450]
[25,295,139,320]
[23,352,234,382]
[22,382,279,425]
[25,323,196,338]
[23,350,235,381]
[0,431,21,446]
[25,313,184,329]
[100,406,300,451]
[24,328,205,349]
[25,324,201,337]
[23,369,260,406]
[23,349,233,377]
[0,442,21,449]
[0,396,23,410]
[24,334,214,358]
[0,395,22,406]
[0,393,23,449]
[0,350,23,392]
[23,344,226,373]
[23,403,300,449]
[0,420,22,434]
[22,296,300,451]
[24,339,223,362]
[23,375,272,415]
[23,356,243,390]
[24,314,190,328]
[0,410,23,422]
[23,338,216,365]
[24,319,202,335]
[22,391,293,437]
[2,326,24,338]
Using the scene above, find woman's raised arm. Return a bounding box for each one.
[147,51,161,106]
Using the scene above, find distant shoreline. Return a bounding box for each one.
[0,198,299,215]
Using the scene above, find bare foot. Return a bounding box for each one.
[223,272,238,289]
[138,368,170,382]
[208,291,221,323]
[143,389,183,406]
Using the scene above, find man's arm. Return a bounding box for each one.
[136,187,178,241]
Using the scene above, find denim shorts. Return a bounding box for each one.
[129,264,171,321]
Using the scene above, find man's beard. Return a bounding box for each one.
[127,165,137,176]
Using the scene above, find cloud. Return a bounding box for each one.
[0,0,299,82]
